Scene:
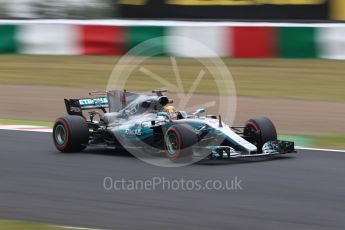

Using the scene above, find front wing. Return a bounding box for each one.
[198,140,296,160]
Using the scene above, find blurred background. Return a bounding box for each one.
[0,0,344,148]
[0,0,115,19]
[0,0,344,20]
[1,1,345,229]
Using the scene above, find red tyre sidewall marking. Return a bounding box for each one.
[165,128,183,161]
[54,119,70,151]
[245,121,259,132]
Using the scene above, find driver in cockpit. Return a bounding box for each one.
[163,105,178,120]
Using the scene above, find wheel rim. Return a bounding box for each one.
[166,132,179,156]
[55,124,67,145]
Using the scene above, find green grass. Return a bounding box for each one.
[0,220,66,230]
[280,134,345,150]
[313,135,345,149]
[0,55,345,101]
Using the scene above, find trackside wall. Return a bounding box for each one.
[0,21,345,59]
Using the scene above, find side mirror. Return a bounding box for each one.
[193,108,205,115]
[157,112,168,117]
[157,111,173,121]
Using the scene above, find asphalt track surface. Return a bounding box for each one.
[1,130,345,230]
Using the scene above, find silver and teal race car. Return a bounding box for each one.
[53,89,296,163]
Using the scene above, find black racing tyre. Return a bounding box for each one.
[244,116,277,153]
[164,124,198,163]
[53,115,89,152]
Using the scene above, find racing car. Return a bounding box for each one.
[53,89,296,162]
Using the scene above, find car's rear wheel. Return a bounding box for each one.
[244,116,277,153]
[164,124,198,163]
[53,115,89,152]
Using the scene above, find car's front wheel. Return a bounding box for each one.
[244,116,277,153]
[164,124,198,163]
[53,115,89,152]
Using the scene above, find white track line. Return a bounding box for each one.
[0,125,52,133]
[57,225,107,230]
[296,146,345,153]
[1,124,344,153]
[0,19,345,28]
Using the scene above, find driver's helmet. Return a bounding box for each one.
[163,105,178,120]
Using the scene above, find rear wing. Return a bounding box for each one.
[64,97,109,116]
